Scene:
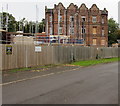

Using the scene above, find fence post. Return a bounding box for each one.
[25,44,28,68]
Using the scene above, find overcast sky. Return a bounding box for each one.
[0,0,119,22]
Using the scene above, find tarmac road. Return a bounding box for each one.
[2,62,118,104]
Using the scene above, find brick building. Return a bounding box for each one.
[45,3,108,46]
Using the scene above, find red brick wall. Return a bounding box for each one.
[45,3,108,47]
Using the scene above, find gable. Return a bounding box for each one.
[57,2,65,9]
[67,3,77,10]
[90,4,99,11]
[79,3,88,11]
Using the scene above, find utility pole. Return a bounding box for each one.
[35,4,39,34]
[0,12,2,30]
[0,5,2,44]
[0,4,2,30]
[6,4,8,32]
[1,5,3,30]
[35,4,39,44]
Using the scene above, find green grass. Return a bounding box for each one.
[7,64,58,73]
[4,57,119,73]
[70,57,119,67]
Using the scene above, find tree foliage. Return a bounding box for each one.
[1,12,17,32]
[0,12,45,33]
[108,18,119,46]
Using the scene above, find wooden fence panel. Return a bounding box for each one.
[1,44,118,70]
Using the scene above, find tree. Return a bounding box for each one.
[26,21,35,33]
[38,18,45,33]
[1,12,45,34]
[116,29,120,40]
[1,12,17,32]
[108,18,119,46]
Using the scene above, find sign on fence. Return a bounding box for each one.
[6,45,12,55]
[35,46,42,52]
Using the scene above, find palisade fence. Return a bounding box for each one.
[0,44,118,71]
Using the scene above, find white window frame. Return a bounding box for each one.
[60,15,62,22]
[92,16,97,23]
[102,29,104,36]
[70,27,74,35]
[102,18,104,24]
[49,27,52,35]
[59,27,62,34]
[49,16,52,22]
[70,16,74,22]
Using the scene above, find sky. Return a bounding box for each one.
[0,0,119,23]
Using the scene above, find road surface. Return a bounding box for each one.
[2,62,118,104]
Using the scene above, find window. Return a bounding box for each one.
[59,27,62,34]
[81,26,86,34]
[93,27,97,34]
[60,23,62,27]
[101,40,105,45]
[60,16,62,22]
[92,16,97,23]
[49,27,52,35]
[102,17,104,24]
[81,16,86,22]
[70,27,74,35]
[102,28,104,36]
[93,39,97,45]
[49,16,52,22]
[70,16,74,22]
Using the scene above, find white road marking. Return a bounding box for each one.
[0,67,80,86]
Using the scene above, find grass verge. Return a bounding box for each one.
[4,57,119,73]
[5,64,59,73]
[70,57,119,67]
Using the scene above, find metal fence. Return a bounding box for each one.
[35,36,84,45]
[0,44,118,71]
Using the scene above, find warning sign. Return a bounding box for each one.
[6,45,12,55]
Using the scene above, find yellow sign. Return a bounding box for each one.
[6,45,12,55]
